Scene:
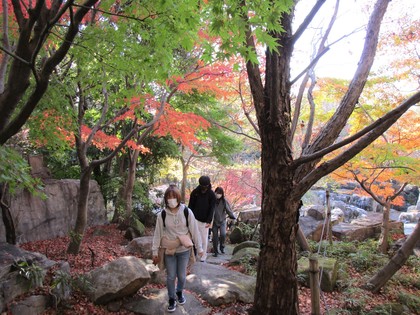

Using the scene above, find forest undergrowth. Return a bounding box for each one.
[15,224,419,315]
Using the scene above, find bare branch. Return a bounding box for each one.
[302,72,316,149]
[290,0,327,45]
[72,3,157,23]
[304,0,390,157]
[0,46,30,65]
[294,91,420,167]
[210,118,261,142]
[238,75,260,136]
[294,91,420,194]
[291,0,339,141]
[290,48,329,85]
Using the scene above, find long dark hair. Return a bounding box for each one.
[215,186,225,202]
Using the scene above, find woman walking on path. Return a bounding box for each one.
[212,186,236,257]
[152,185,203,313]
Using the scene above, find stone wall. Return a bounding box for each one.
[0,179,107,244]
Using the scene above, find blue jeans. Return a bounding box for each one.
[165,249,190,299]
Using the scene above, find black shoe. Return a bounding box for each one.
[212,252,218,257]
[176,291,186,305]
[167,298,176,312]
[220,248,225,254]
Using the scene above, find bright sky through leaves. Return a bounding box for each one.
[293,0,420,80]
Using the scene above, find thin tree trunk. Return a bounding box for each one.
[365,219,420,293]
[67,168,92,254]
[123,149,140,221]
[326,190,332,245]
[0,184,16,244]
[180,158,189,203]
[378,202,390,254]
[112,155,127,223]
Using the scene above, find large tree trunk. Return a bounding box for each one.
[248,9,302,312]
[244,1,393,312]
[365,219,420,293]
[67,167,92,254]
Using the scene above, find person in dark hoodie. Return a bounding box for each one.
[188,175,216,262]
[212,186,236,257]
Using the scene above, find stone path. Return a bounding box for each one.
[122,244,254,314]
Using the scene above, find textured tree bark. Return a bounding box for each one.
[366,219,420,293]
[67,167,92,254]
[123,150,140,221]
[0,184,16,244]
[378,202,390,254]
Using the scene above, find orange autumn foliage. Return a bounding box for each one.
[153,105,210,152]
[332,111,419,207]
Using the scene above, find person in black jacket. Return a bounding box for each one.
[188,175,216,262]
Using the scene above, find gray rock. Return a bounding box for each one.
[83,256,150,305]
[2,179,107,244]
[230,247,259,265]
[332,213,403,241]
[9,294,51,315]
[299,216,325,242]
[305,205,326,220]
[186,262,255,306]
[126,236,154,259]
[0,244,57,312]
[232,241,259,256]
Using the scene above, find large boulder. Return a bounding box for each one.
[186,262,255,306]
[237,207,261,224]
[299,216,325,242]
[126,236,153,259]
[1,179,107,244]
[232,241,259,256]
[83,256,150,305]
[332,213,404,241]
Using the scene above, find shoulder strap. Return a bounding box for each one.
[184,207,189,228]
[161,208,189,228]
[162,210,167,228]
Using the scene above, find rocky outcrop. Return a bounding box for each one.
[332,213,404,241]
[1,179,107,244]
[0,243,57,313]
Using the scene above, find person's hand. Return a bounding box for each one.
[198,250,204,258]
[205,223,211,228]
[152,255,160,265]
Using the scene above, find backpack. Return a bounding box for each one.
[161,207,189,228]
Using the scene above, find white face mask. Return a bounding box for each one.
[216,193,222,199]
[167,198,178,208]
